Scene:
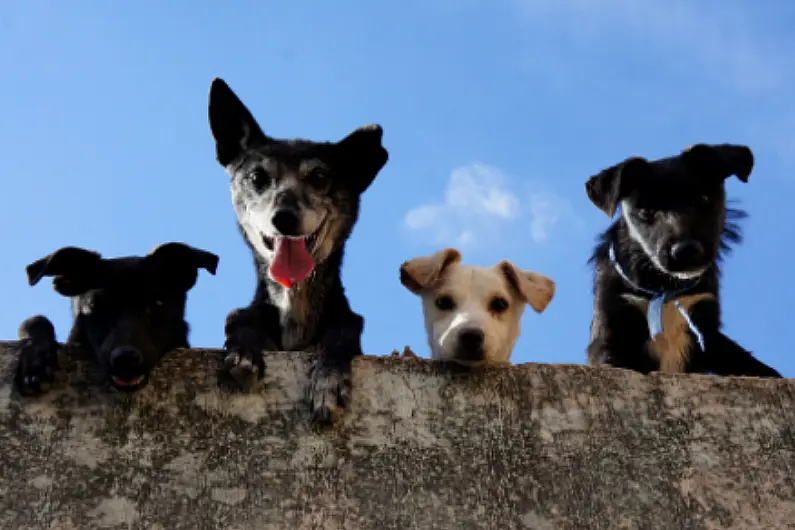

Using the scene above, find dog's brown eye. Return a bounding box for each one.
[435,296,455,311]
[249,167,271,189]
[307,168,330,188]
[490,297,510,313]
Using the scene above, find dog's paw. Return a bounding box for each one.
[15,340,58,396]
[223,348,266,392]
[391,345,418,359]
[307,367,351,426]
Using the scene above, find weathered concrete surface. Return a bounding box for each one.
[1,342,795,530]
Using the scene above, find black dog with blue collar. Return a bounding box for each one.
[584,143,781,378]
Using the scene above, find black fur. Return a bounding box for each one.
[207,77,389,424]
[585,143,781,377]
[15,243,219,395]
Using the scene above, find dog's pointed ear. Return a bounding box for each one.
[585,157,649,217]
[147,242,220,292]
[683,143,754,183]
[25,247,104,296]
[399,248,461,294]
[208,77,270,167]
[498,261,555,313]
[336,124,389,193]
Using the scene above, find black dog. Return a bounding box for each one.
[207,78,388,423]
[15,243,219,395]
[584,143,781,378]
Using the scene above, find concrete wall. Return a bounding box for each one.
[1,342,794,530]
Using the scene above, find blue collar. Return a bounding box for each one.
[608,243,705,351]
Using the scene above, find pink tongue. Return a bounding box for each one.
[269,237,315,288]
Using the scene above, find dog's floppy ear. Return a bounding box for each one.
[498,261,556,313]
[147,242,220,292]
[683,143,754,183]
[25,247,104,296]
[399,248,461,294]
[585,157,650,217]
[208,77,270,167]
[336,124,389,193]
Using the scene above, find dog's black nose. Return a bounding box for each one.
[109,347,143,370]
[271,209,301,236]
[457,327,485,362]
[670,240,705,267]
[459,328,485,349]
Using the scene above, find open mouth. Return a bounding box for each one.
[263,229,322,288]
[111,374,147,390]
[666,267,708,281]
[262,232,318,253]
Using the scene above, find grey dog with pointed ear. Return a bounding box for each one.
[207,77,389,424]
[15,243,219,395]
[584,143,781,377]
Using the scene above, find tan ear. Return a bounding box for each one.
[399,248,462,294]
[498,261,556,313]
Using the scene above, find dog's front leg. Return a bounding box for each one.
[307,312,364,425]
[587,305,658,374]
[587,336,658,374]
[587,286,661,373]
[224,305,280,391]
[15,315,59,396]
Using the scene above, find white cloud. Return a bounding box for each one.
[403,163,575,249]
[444,163,519,219]
[404,204,442,231]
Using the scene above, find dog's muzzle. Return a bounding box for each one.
[667,239,706,272]
[108,346,147,391]
[271,208,301,237]
[265,208,322,288]
[455,328,486,363]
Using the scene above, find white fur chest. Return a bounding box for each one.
[272,287,316,352]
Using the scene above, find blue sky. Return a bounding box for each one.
[1,0,794,376]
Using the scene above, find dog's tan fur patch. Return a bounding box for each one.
[621,293,714,373]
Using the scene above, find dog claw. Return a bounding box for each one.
[15,341,57,396]
[223,349,265,391]
[224,352,240,368]
[237,357,253,371]
[337,381,351,409]
[308,368,351,425]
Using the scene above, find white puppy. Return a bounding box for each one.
[399,248,556,366]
